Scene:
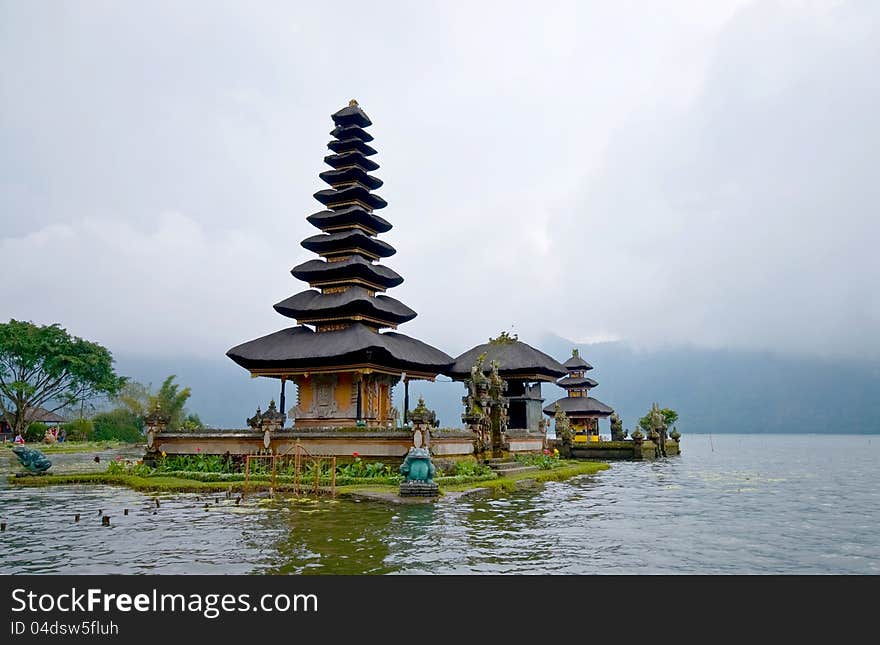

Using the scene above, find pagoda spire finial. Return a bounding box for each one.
[572,348,579,357]
[349,99,358,107]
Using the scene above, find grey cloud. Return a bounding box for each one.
[1,1,876,361]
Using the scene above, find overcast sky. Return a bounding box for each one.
[2,0,878,363]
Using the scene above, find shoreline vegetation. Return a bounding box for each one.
[8,460,609,499]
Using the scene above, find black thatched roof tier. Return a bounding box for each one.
[227,323,453,375]
[227,102,446,380]
[306,206,391,234]
[327,138,377,156]
[314,185,387,210]
[330,124,373,142]
[543,396,614,417]
[301,230,396,259]
[319,167,383,191]
[273,287,416,326]
[323,151,380,172]
[292,256,403,290]
[557,376,599,389]
[331,102,372,128]
[563,351,593,371]
[447,340,567,381]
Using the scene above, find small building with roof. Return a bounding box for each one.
[544,349,614,443]
[447,332,567,450]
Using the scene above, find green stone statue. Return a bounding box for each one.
[398,446,439,497]
[399,447,436,483]
[12,445,52,474]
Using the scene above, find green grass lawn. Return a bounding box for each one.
[1,440,138,454]
[10,459,609,497]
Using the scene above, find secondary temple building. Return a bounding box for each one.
[544,349,614,443]
[227,100,454,431]
[448,332,566,437]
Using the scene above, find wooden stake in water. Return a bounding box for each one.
[124,508,129,515]
[102,516,110,527]
[74,514,80,522]
[1,522,6,531]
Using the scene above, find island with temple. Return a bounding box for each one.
[140,101,679,475]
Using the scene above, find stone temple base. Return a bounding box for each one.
[399,481,439,497]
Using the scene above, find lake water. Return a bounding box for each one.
[1,435,878,574]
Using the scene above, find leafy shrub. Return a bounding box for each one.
[92,409,143,443]
[180,413,203,431]
[515,451,562,470]
[454,460,493,477]
[155,453,235,474]
[336,456,396,479]
[106,456,154,476]
[62,418,94,442]
[25,422,48,443]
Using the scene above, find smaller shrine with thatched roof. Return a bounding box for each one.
[447,331,566,456]
[544,349,614,444]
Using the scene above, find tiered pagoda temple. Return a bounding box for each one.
[227,100,453,429]
[544,349,614,443]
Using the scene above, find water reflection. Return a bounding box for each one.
[255,498,412,575]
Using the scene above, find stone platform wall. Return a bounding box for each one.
[154,428,545,459]
[567,439,681,460]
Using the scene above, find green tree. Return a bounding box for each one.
[180,413,203,431]
[115,375,196,430]
[638,406,679,431]
[92,409,142,442]
[0,320,125,437]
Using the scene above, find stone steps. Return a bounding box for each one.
[484,458,538,477]
[491,465,538,476]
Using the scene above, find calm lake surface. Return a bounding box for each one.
[1,435,878,574]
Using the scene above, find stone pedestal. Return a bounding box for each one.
[399,480,439,497]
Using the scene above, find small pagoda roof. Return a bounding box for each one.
[292,256,403,290]
[323,151,380,172]
[301,229,396,258]
[319,167,383,191]
[563,350,593,371]
[227,323,453,376]
[314,185,387,210]
[543,397,614,417]
[306,206,391,234]
[331,102,372,128]
[447,340,567,381]
[273,287,416,326]
[330,124,373,142]
[327,138,378,157]
[557,375,599,388]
